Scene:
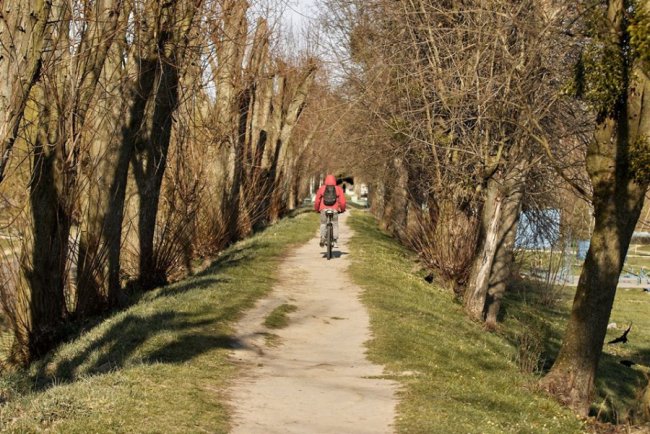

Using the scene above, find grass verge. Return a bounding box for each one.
[501,275,650,423]
[347,211,584,434]
[263,304,298,329]
[0,212,319,433]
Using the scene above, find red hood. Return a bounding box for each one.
[325,175,337,186]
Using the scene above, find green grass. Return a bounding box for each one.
[347,211,584,434]
[502,281,650,423]
[593,287,650,422]
[263,304,298,329]
[0,212,319,433]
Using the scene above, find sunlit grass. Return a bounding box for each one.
[0,212,319,433]
[348,211,584,433]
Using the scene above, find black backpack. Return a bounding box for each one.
[323,185,337,206]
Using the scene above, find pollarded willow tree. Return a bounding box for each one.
[323,0,580,325]
[74,0,202,315]
[3,0,125,362]
[208,0,318,240]
[0,0,53,184]
[541,0,650,415]
[0,0,320,365]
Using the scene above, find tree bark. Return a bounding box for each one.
[541,0,650,415]
[465,153,529,323]
[12,0,124,361]
[0,0,52,184]
[540,167,646,414]
[76,0,158,310]
[239,19,270,235]
[77,54,156,314]
[484,163,527,328]
[381,157,409,238]
[131,0,200,288]
[75,2,134,315]
[464,177,503,320]
[14,87,69,364]
[212,0,248,244]
[267,62,317,222]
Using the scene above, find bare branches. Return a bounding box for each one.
[0,0,53,184]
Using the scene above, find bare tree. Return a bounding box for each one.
[76,0,203,313]
[129,0,203,289]
[0,0,321,365]
[1,0,124,363]
[0,0,53,184]
[322,0,576,321]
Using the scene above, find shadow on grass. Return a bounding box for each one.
[132,239,271,304]
[30,240,277,392]
[498,279,571,369]
[0,212,322,414]
[200,240,271,275]
[590,347,650,422]
[34,306,241,391]
[133,276,227,304]
[500,279,650,422]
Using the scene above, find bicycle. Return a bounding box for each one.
[325,209,335,260]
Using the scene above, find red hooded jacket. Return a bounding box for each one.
[314,174,346,213]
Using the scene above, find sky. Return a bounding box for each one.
[283,0,320,35]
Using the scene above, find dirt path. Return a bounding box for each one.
[228,213,398,434]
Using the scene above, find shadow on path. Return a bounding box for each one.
[321,251,349,259]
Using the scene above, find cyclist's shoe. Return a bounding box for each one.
[319,239,325,247]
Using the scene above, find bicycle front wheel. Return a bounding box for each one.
[327,223,333,260]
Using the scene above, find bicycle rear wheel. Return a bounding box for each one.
[327,223,333,260]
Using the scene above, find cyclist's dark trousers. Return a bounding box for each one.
[320,210,339,241]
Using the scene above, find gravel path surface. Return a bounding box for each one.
[228,213,397,434]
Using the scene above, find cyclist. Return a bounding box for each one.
[314,174,346,247]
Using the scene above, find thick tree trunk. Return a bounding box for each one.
[540,179,645,414]
[132,1,200,288]
[8,1,67,362]
[464,177,503,320]
[370,181,386,219]
[541,0,650,415]
[382,157,409,238]
[465,157,528,322]
[286,128,317,212]
[65,0,126,315]
[213,0,248,243]
[78,1,199,299]
[484,164,527,328]
[14,88,69,364]
[12,0,123,361]
[238,19,271,235]
[76,53,156,314]
[267,63,317,222]
[0,0,52,183]
[133,56,182,288]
